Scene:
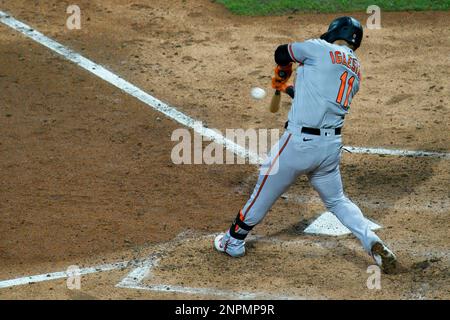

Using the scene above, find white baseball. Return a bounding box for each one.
[250,87,267,100]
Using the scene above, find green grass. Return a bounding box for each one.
[215,0,450,15]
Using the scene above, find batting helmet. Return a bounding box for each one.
[320,16,363,50]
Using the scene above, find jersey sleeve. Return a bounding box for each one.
[288,39,321,64]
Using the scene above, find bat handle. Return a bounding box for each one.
[269,90,281,113]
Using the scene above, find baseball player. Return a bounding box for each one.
[215,17,397,273]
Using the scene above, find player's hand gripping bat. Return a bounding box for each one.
[269,64,294,113]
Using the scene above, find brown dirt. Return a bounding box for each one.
[0,0,448,299]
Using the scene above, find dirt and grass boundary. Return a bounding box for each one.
[215,0,449,15]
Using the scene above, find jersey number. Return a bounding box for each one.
[336,71,355,108]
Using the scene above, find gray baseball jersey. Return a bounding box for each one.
[287,39,362,128]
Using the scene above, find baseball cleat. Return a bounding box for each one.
[371,242,397,274]
[214,233,245,258]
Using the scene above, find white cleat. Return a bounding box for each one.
[214,234,226,253]
[214,233,245,258]
[371,242,397,274]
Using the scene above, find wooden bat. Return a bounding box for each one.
[269,90,281,113]
[269,68,287,113]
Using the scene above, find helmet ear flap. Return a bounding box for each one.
[320,31,333,43]
[320,32,327,41]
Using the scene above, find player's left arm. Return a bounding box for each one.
[275,44,294,66]
[272,44,295,98]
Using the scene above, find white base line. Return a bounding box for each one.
[0,11,259,163]
[0,261,130,289]
[344,146,449,159]
[116,256,159,288]
[119,283,305,300]
[0,11,448,161]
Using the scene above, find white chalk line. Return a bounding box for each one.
[119,283,306,300]
[0,11,448,161]
[0,261,131,289]
[0,11,448,295]
[0,230,203,290]
[116,256,159,288]
[343,146,449,159]
[0,231,193,290]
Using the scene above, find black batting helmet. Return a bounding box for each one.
[320,16,363,50]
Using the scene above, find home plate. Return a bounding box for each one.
[304,211,381,236]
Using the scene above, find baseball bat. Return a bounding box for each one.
[270,68,287,113]
[269,90,281,113]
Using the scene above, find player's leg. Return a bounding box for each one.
[308,157,397,272]
[309,163,380,251]
[215,132,300,257]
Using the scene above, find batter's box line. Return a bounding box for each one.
[0,230,205,290]
[115,233,319,300]
[0,260,134,290]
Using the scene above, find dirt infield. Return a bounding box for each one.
[0,0,449,299]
